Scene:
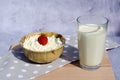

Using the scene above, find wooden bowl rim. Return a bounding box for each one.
[20,32,65,53]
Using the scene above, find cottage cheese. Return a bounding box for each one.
[23,35,63,52]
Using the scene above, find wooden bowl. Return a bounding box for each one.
[20,32,65,63]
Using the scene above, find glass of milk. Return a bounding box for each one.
[77,15,108,70]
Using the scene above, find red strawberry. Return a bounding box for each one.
[38,35,48,46]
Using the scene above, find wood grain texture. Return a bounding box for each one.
[34,53,115,80]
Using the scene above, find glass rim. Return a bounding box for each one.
[77,15,109,25]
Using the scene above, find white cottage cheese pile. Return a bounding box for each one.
[23,35,63,52]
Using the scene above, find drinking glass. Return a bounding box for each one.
[77,15,108,70]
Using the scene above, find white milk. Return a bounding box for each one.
[78,24,106,66]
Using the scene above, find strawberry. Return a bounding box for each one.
[38,35,48,46]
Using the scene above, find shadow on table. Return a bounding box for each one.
[60,44,80,67]
[11,46,36,64]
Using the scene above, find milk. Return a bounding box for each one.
[78,24,106,66]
